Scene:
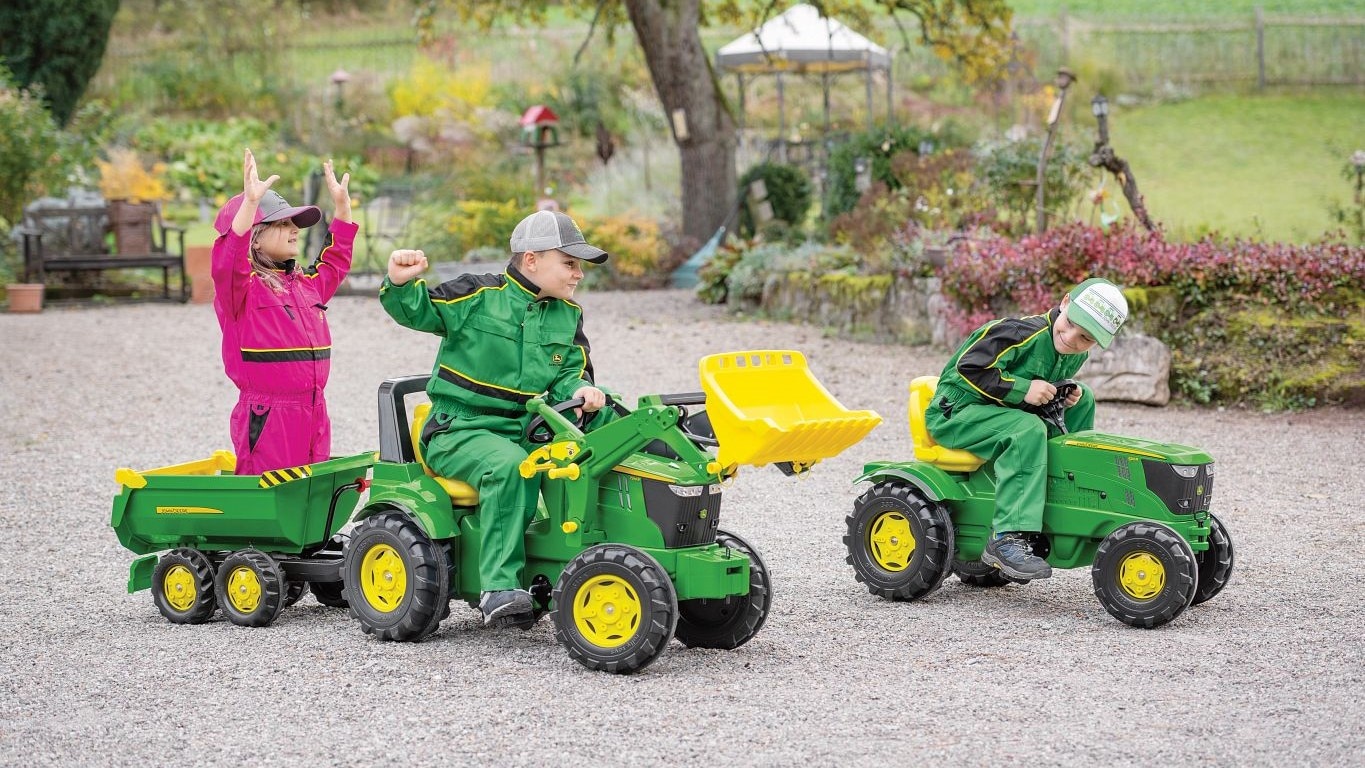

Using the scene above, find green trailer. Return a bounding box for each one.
[111,450,377,626]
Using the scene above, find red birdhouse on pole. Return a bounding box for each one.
[520,105,562,200]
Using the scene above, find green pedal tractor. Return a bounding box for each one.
[844,376,1233,628]
[112,350,881,673]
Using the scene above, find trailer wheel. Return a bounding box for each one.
[216,549,286,627]
[283,579,307,608]
[953,558,1014,588]
[343,512,446,642]
[844,482,955,601]
[152,548,217,624]
[553,544,677,674]
[675,530,771,650]
[1192,513,1234,606]
[309,581,348,608]
[1092,522,1198,628]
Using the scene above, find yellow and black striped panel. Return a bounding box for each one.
[259,465,314,488]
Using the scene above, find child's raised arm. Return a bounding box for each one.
[323,158,352,223]
[231,148,279,236]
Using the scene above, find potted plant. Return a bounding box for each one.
[96,148,170,254]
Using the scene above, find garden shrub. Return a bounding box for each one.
[736,162,812,238]
[824,123,975,220]
[973,136,1089,236]
[441,199,524,261]
[0,71,68,227]
[939,223,1365,406]
[580,212,679,290]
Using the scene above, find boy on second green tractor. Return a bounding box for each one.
[379,210,611,627]
[926,277,1129,581]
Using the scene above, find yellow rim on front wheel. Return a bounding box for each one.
[572,574,642,649]
[224,565,263,614]
[1117,551,1166,600]
[360,543,407,613]
[869,511,915,572]
[162,564,198,612]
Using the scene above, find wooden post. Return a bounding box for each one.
[1255,6,1266,89]
[1035,68,1076,234]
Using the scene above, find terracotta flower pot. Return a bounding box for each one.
[107,199,156,255]
[185,245,214,304]
[6,283,44,313]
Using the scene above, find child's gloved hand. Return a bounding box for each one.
[387,249,428,285]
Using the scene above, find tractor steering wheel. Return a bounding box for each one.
[524,395,629,444]
[1022,379,1080,434]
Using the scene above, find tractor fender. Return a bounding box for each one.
[356,489,460,541]
[853,462,967,502]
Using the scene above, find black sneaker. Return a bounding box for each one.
[982,533,1053,580]
[478,589,533,626]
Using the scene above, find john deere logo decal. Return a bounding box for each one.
[551,353,563,364]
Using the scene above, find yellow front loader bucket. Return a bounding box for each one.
[699,350,882,469]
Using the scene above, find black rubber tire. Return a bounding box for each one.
[1092,521,1198,628]
[553,544,678,674]
[343,512,447,642]
[1192,513,1234,606]
[151,548,217,624]
[309,580,349,608]
[952,558,1014,588]
[844,482,955,601]
[283,579,307,608]
[216,549,286,628]
[675,530,771,650]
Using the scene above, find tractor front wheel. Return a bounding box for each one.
[553,544,678,674]
[152,548,217,624]
[844,482,955,601]
[953,558,1014,588]
[1092,522,1198,628]
[343,512,448,642]
[216,549,286,627]
[675,530,771,650]
[1192,513,1234,606]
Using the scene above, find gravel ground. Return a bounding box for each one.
[1,288,1362,767]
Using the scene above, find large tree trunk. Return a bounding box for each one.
[624,0,737,248]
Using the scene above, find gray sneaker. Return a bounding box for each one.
[478,589,533,626]
[982,533,1053,580]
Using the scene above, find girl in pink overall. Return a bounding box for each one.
[211,149,357,476]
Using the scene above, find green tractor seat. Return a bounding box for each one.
[410,402,480,506]
[907,376,985,473]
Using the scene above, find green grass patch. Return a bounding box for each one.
[1006,0,1364,19]
[1097,91,1364,242]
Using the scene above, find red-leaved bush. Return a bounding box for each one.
[939,223,1365,335]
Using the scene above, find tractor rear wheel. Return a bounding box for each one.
[553,544,678,674]
[1192,513,1234,605]
[152,548,217,624]
[343,512,448,642]
[309,580,348,608]
[216,549,286,627]
[953,558,1013,588]
[675,530,771,650]
[1092,522,1198,628]
[283,579,307,608]
[844,482,955,601]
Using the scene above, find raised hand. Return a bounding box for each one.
[323,158,352,222]
[387,249,428,285]
[241,148,279,204]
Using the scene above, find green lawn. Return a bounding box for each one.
[1092,92,1364,242]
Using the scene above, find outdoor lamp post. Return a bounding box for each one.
[1091,94,1110,145]
[330,68,351,114]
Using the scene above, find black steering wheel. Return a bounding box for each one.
[1021,379,1080,434]
[524,395,630,444]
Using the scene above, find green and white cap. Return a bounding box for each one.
[1066,277,1128,349]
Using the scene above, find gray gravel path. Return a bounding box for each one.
[1,288,1362,767]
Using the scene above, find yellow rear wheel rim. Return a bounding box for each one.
[360,543,407,613]
[162,564,198,612]
[572,574,642,649]
[1118,551,1166,600]
[224,565,263,613]
[869,511,914,572]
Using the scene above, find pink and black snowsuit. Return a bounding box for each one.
[211,216,358,475]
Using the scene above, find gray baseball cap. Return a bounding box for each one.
[508,210,608,263]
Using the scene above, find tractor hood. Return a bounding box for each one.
[1055,430,1213,465]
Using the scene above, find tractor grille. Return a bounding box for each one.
[1142,461,1214,515]
[641,480,722,548]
